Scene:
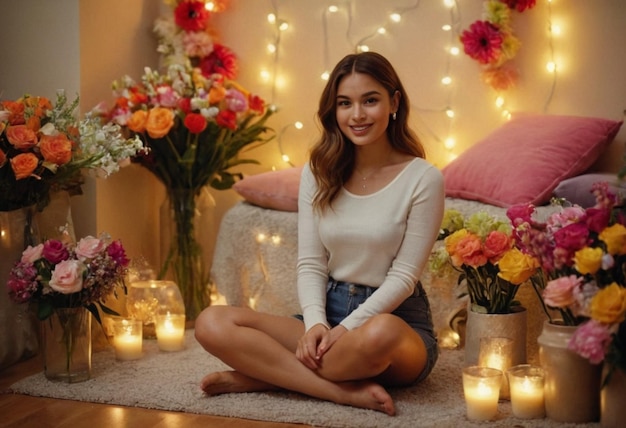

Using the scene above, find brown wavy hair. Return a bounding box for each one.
[309,52,425,212]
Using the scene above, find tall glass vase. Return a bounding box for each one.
[41,307,92,383]
[160,186,216,321]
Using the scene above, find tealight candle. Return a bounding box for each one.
[155,313,186,351]
[478,337,514,399]
[462,366,503,421]
[507,364,545,419]
[112,318,143,361]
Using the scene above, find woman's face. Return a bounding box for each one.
[335,72,398,148]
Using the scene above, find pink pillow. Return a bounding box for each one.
[233,166,303,212]
[442,114,623,207]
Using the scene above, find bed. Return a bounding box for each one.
[211,113,624,360]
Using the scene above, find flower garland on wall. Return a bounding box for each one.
[460,0,537,92]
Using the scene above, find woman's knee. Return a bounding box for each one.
[194,305,232,345]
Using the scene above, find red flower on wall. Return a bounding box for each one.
[174,0,210,32]
[460,20,503,65]
[200,43,239,80]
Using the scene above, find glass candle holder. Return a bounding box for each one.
[112,318,143,361]
[478,336,514,399]
[126,280,185,338]
[462,366,503,421]
[155,313,186,352]
[507,364,546,419]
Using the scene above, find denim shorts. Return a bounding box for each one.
[324,278,439,384]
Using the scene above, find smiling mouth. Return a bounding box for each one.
[350,124,371,132]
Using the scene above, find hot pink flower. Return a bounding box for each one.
[553,223,590,253]
[225,89,248,113]
[7,262,38,303]
[42,239,69,264]
[106,240,130,267]
[460,20,503,65]
[568,319,612,364]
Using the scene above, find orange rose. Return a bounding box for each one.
[127,110,148,133]
[209,85,226,104]
[10,152,39,179]
[6,124,38,149]
[145,107,174,139]
[0,148,7,167]
[39,134,72,165]
[1,100,25,125]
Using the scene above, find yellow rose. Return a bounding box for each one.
[600,224,626,255]
[145,107,174,139]
[573,247,603,275]
[497,247,539,284]
[590,283,626,324]
[127,110,148,133]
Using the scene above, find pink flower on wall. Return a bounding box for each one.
[460,20,503,65]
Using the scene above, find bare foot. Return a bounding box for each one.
[337,381,396,416]
[200,370,279,395]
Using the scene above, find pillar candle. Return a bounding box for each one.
[155,313,186,351]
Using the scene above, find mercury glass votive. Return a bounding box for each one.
[507,364,546,419]
[462,366,503,421]
[155,313,186,352]
[478,336,514,399]
[112,318,143,361]
[126,280,185,338]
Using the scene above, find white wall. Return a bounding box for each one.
[2,0,626,271]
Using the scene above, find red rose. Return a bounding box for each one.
[216,110,237,130]
[183,113,207,134]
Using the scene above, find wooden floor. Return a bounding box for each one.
[0,355,310,428]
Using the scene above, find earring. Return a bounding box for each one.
[392,112,397,121]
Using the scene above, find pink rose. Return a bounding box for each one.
[21,244,43,264]
[42,239,69,264]
[568,319,612,364]
[49,259,85,294]
[543,275,580,308]
[75,236,106,260]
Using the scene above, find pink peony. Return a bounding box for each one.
[543,275,580,308]
[460,20,503,65]
[49,259,85,294]
[568,319,612,364]
[42,239,69,264]
[75,236,106,260]
[20,244,43,264]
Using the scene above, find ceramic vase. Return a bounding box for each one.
[41,307,92,383]
[464,305,527,366]
[538,320,601,423]
[601,365,626,428]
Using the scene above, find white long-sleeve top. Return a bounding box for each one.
[296,157,445,332]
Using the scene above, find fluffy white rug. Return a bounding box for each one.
[10,330,599,428]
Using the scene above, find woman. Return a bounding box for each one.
[195,51,444,416]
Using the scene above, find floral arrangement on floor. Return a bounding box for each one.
[507,182,626,373]
[430,209,539,314]
[7,233,129,323]
[0,92,143,212]
[460,0,537,91]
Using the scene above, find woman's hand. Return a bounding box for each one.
[296,323,348,370]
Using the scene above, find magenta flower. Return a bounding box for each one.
[460,20,503,65]
[7,261,38,303]
[107,240,130,267]
[42,239,69,264]
[568,319,612,364]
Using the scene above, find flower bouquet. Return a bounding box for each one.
[507,182,626,372]
[0,92,143,212]
[432,210,539,314]
[7,233,129,381]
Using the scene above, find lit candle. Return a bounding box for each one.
[508,364,545,419]
[462,366,502,421]
[155,313,186,351]
[113,318,143,361]
[478,337,513,399]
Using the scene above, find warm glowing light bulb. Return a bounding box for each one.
[441,76,452,85]
[443,0,455,8]
[377,27,386,35]
[205,2,214,11]
[390,13,401,23]
[444,137,456,150]
[495,96,504,108]
[282,154,291,163]
[260,69,271,82]
[442,24,452,31]
[321,71,330,80]
[449,46,460,55]
[358,45,370,52]
[279,21,289,31]
[256,233,267,243]
[294,121,303,130]
[502,110,512,120]
[328,5,339,13]
[267,13,276,24]
[445,108,454,118]
[267,44,276,53]
[271,235,281,245]
[546,61,557,73]
[551,24,561,36]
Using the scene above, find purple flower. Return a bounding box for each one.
[42,239,69,264]
[107,240,129,267]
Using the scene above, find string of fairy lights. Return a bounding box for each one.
[255,0,560,165]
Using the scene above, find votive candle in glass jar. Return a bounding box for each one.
[478,336,514,399]
[462,366,503,421]
[112,318,143,361]
[507,364,545,419]
[155,313,186,351]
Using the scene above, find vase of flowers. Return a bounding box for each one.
[431,210,539,364]
[7,234,129,382]
[100,62,275,320]
[506,181,626,422]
